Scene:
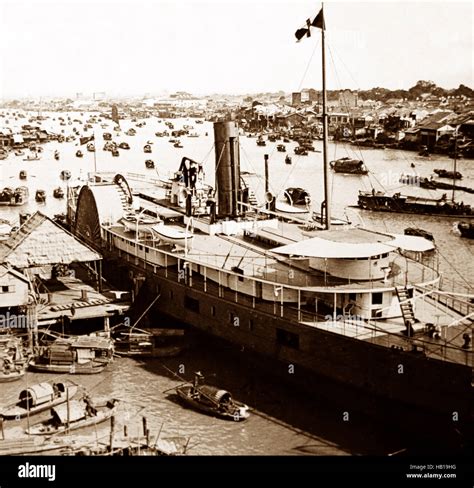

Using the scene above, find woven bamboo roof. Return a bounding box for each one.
[0,212,101,268]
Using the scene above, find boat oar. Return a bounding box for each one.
[162,382,188,394]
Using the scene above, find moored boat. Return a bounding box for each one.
[0,381,79,419]
[25,397,120,435]
[457,222,474,239]
[357,190,474,218]
[29,335,114,374]
[434,169,462,180]
[114,328,185,358]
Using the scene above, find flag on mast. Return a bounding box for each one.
[295,7,325,41]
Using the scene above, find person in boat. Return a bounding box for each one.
[84,395,97,416]
[191,371,204,398]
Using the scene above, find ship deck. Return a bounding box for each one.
[302,299,472,367]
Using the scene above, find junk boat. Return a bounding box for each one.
[330,157,368,175]
[29,335,114,374]
[357,190,473,218]
[0,381,79,419]
[53,187,64,199]
[60,170,72,181]
[0,187,28,206]
[434,169,462,180]
[175,372,249,421]
[35,190,46,203]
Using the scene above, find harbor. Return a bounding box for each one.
[0,1,472,478]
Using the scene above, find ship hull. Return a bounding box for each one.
[109,261,472,439]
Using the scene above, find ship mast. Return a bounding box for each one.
[451,130,457,203]
[320,3,331,230]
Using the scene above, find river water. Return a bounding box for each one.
[0,110,472,455]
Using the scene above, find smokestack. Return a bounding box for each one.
[214,121,241,218]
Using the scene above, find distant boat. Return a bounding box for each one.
[53,187,64,199]
[35,190,46,203]
[76,150,83,158]
[143,144,152,153]
[283,187,311,206]
[458,222,474,239]
[145,160,155,169]
[330,157,368,175]
[54,151,60,160]
[433,169,462,180]
[173,141,183,148]
[111,149,119,157]
[14,150,24,156]
[23,153,40,161]
[174,372,250,421]
[277,144,286,152]
[25,397,120,435]
[60,169,72,181]
[0,381,79,419]
[285,155,292,165]
[404,227,434,242]
[19,170,27,180]
[86,143,95,152]
[118,142,130,150]
[294,146,308,155]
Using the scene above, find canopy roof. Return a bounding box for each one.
[0,212,101,268]
[272,228,433,258]
[52,400,86,424]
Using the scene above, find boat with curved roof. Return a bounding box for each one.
[0,381,79,419]
[175,373,249,421]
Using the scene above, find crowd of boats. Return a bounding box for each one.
[0,326,249,456]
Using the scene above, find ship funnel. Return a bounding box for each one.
[213,121,241,218]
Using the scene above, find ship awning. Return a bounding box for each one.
[387,234,435,252]
[272,238,393,258]
[272,228,434,258]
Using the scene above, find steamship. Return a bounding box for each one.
[67,121,473,445]
[66,5,473,445]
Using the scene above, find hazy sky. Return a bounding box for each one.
[0,0,471,98]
